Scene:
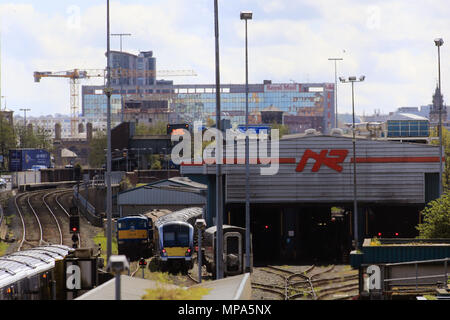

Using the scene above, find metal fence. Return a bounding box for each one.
[73,184,103,227]
[0,202,4,234]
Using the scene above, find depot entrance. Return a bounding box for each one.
[227,204,352,265]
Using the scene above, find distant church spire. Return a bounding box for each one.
[429,84,447,124]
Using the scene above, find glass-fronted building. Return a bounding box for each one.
[82,81,335,134]
[386,113,429,138]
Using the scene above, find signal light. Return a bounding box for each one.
[395,232,399,237]
[264,225,269,230]
[139,258,147,267]
[70,215,80,234]
[377,232,382,237]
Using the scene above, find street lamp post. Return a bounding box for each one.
[434,38,444,197]
[213,0,224,280]
[328,58,343,128]
[339,75,365,251]
[105,0,113,262]
[240,10,252,273]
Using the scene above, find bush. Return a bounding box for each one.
[416,193,450,238]
[141,272,211,300]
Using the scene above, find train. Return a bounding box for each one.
[116,215,154,260]
[0,245,73,300]
[153,207,203,272]
[202,225,253,278]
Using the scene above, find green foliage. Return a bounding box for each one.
[148,154,162,170]
[119,176,133,191]
[270,122,289,138]
[141,272,211,300]
[94,231,117,263]
[88,131,107,168]
[370,237,381,246]
[416,193,450,238]
[429,126,450,192]
[15,124,52,151]
[0,241,9,256]
[135,121,167,135]
[0,114,17,160]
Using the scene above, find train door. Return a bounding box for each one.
[224,232,242,275]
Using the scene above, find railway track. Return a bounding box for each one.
[14,188,78,251]
[251,265,359,300]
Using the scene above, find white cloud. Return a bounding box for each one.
[0,0,449,116]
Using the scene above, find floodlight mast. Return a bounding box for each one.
[339,75,365,251]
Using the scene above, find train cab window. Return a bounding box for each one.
[162,225,190,247]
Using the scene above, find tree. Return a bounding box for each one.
[148,154,162,170]
[15,124,52,151]
[270,122,289,138]
[416,193,450,238]
[88,131,107,168]
[135,121,167,135]
[0,114,17,169]
[429,126,450,192]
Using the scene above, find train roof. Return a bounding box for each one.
[0,245,73,289]
[118,215,147,220]
[205,225,246,234]
[154,207,203,228]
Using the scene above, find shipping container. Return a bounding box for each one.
[9,149,51,172]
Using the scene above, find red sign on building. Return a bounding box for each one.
[296,149,348,173]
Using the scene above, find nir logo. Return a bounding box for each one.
[296,149,348,173]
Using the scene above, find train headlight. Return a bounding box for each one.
[161,249,167,256]
[185,248,192,256]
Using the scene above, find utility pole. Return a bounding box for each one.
[434,38,444,197]
[20,108,31,127]
[214,0,224,280]
[19,108,31,148]
[111,33,131,122]
[339,75,365,251]
[328,58,343,128]
[105,0,113,262]
[241,10,253,274]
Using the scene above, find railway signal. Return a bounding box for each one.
[70,215,80,234]
[139,258,147,278]
[69,206,80,248]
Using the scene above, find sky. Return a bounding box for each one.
[0,0,449,118]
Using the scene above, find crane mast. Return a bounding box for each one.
[34,68,197,137]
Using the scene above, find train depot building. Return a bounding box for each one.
[181,130,442,264]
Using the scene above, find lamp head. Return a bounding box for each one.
[434,38,444,47]
[348,76,357,81]
[339,77,346,83]
[359,75,365,81]
[240,11,253,20]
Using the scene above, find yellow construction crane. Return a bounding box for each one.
[33,68,197,137]
[34,69,105,137]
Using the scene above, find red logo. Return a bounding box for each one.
[296,149,348,173]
